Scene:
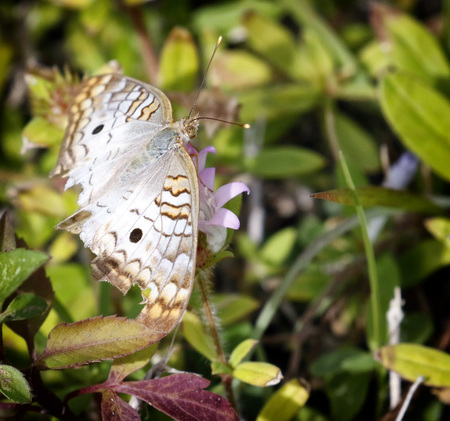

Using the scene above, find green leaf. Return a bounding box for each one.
[296,29,334,85]
[310,347,376,377]
[359,41,390,77]
[333,111,380,173]
[233,361,283,387]
[213,294,259,326]
[281,0,364,78]
[424,217,450,242]
[22,116,65,148]
[400,313,433,344]
[380,72,450,182]
[36,316,159,369]
[211,361,233,376]
[15,184,78,218]
[311,186,442,214]
[0,44,13,91]
[243,12,303,80]
[193,1,280,34]
[286,266,329,302]
[246,146,325,179]
[0,249,48,306]
[0,365,32,403]
[379,344,450,387]
[159,27,198,92]
[325,371,371,421]
[260,227,297,266]
[0,293,47,323]
[229,339,258,368]
[372,4,450,85]
[181,311,218,362]
[212,50,272,90]
[6,259,54,346]
[239,85,320,121]
[46,263,95,321]
[48,231,78,264]
[257,378,309,421]
[399,239,450,288]
[297,406,328,421]
[109,343,158,383]
[48,0,93,8]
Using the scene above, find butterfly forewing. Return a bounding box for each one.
[53,74,199,339]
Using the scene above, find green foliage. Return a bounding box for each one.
[2,1,450,420]
[380,344,450,387]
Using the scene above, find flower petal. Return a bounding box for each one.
[199,167,215,190]
[185,142,198,155]
[201,207,241,230]
[197,146,216,171]
[214,182,250,209]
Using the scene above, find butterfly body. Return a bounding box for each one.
[53,74,199,337]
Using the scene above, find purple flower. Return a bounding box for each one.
[187,144,250,252]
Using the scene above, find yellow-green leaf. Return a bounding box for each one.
[257,378,309,421]
[159,27,198,92]
[22,116,65,148]
[211,50,272,90]
[379,344,450,387]
[333,111,380,173]
[260,227,297,266]
[109,343,158,383]
[380,72,450,182]
[211,361,233,376]
[213,293,259,326]
[36,316,159,369]
[239,85,320,121]
[372,4,450,85]
[181,311,218,362]
[48,231,78,264]
[424,217,450,242]
[246,146,325,179]
[233,361,283,387]
[15,184,78,218]
[243,12,303,80]
[297,29,334,85]
[229,339,258,368]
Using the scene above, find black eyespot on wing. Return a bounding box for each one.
[129,228,143,243]
[92,124,104,135]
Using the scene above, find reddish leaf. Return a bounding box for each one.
[101,389,140,421]
[36,315,159,369]
[113,373,238,421]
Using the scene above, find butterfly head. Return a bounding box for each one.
[180,117,199,141]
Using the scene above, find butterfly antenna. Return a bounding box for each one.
[191,116,251,129]
[188,36,223,120]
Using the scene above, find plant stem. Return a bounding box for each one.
[323,102,383,350]
[197,270,236,409]
[339,151,382,349]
